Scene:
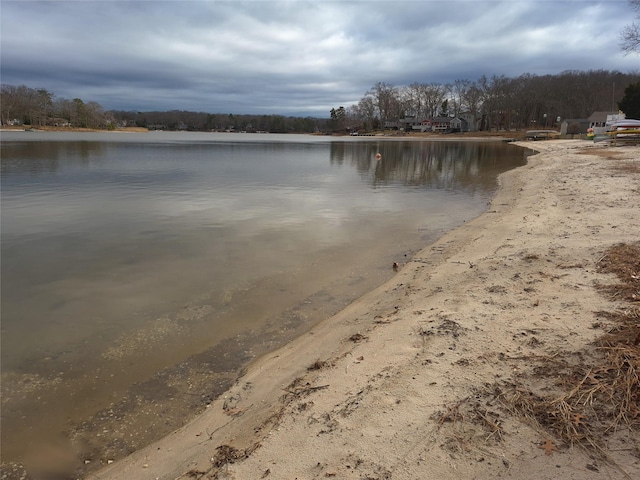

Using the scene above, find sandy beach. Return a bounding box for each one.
[68,140,638,479]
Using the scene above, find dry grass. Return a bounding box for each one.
[578,148,626,159]
[490,242,640,466]
[597,242,640,305]
[614,161,640,174]
[578,147,640,174]
[307,359,330,371]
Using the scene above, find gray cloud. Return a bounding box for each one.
[2,0,637,117]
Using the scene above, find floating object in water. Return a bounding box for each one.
[375,153,382,160]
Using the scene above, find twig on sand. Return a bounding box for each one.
[282,384,329,396]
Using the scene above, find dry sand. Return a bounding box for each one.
[87,139,639,480]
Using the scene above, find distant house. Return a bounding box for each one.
[385,116,463,132]
[457,112,480,132]
[400,117,424,131]
[588,111,625,134]
[394,118,434,132]
[49,117,71,127]
[560,118,590,136]
[384,117,423,130]
[431,116,462,132]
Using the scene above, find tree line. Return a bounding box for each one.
[337,70,639,133]
[109,109,325,133]
[2,69,639,133]
[0,84,328,133]
[1,84,109,129]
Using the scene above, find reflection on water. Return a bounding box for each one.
[331,141,517,191]
[1,139,107,174]
[0,131,527,473]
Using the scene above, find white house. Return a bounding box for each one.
[431,116,463,132]
[589,111,625,134]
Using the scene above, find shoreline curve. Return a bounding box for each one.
[88,139,640,480]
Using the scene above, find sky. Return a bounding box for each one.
[1,0,638,117]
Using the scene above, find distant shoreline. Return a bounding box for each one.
[1,125,529,141]
[0,126,149,133]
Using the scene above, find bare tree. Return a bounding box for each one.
[401,83,421,118]
[55,98,74,125]
[420,83,447,119]
[345,104,361,130]
[355,95,377,130]
[461,82,483,130]
[0,84,51,126]
[35,89,53,126]
[366,82,399,129]
[621,0,640,53]
[85,101,106,128]
[1,84,21,125]
[449,80,469,118]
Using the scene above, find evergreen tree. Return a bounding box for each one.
[618,81,640,118]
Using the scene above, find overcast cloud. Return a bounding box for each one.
[1,0,638,117]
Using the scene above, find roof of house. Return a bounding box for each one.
[588,111,618,122]
[562,118,590,123]
[432,116,460,123]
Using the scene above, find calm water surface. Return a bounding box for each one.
[0,131,527,471]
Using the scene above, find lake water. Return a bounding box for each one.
[0,131,528,472]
